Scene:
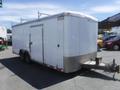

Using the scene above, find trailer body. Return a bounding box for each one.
[12,12,98,73]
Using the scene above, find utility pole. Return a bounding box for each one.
[20,18,29,23]
[38,11,41,19]
[38,11,50,19]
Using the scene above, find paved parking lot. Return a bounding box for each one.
[0,47,120,90]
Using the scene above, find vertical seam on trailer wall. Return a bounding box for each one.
[63,16,65,68]
[42,24,45,64]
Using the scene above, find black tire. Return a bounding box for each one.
[25,53,31,63]
[112,44,120,51]
[19,51,25,61]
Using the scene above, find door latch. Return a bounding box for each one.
[57,44,60,47]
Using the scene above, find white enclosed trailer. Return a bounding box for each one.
[12,12,98,73]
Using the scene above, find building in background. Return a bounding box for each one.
[0,27,12,45]
[7,29,12,45]
[0,26,7,50]
[0,27,7,40]
[99,13,120,34]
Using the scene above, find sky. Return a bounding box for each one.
[0,0,120,29]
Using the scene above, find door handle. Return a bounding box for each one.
[57,44,60,47]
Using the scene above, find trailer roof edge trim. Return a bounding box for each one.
[12,11,98,27]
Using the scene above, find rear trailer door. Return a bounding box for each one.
[30,25,44,63]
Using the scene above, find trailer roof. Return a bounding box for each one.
[63,11,98,21]
[13,11,98,27]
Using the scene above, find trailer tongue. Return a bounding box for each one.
[81,57,120,79]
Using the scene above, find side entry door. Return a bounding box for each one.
[30,24,44,63]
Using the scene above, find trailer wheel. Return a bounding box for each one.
[19,51,25,61]
[25,52,31,63]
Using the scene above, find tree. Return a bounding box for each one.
[0,0,2,8]
[7,29,12,33]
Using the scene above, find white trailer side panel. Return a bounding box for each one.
[13,17,64,69]
[44,18,64,69]
[12,25,30,54]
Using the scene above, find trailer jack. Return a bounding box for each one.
[81,58,120,80]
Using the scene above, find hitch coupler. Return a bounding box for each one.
[81,58,120,73]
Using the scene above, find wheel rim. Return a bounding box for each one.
[113,45,119,50]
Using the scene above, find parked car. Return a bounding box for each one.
[103,35,116,41]
[104,36,120,50]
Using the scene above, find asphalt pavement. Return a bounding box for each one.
[0,47,120,90]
